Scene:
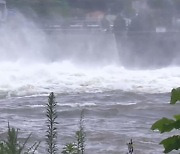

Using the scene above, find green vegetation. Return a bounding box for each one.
[151,87,180,153]
[0,93,87,154]
[170,88,180,105]
[45,93,86,154]
[62,110,86,154]
[62,143,77,154]
[6,0,70,20]
[0,123,40,154]
[46,92,58,154]
[76,110,86,154]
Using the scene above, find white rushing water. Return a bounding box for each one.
[0,14,179,98]
[0,60,180,98]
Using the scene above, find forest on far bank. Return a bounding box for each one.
[5,0,180,20]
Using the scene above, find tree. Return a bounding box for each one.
[151,87,180,153]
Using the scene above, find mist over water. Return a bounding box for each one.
[0,12,118,63]
[0,14,180,99]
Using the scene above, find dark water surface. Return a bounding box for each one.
[0,90,179,154]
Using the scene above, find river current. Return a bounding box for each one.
[0,61,180,154]
[0,19,180,153]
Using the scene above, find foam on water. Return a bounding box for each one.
[0,14,179,98]
[0,60,179,98]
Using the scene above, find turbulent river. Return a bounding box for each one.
[0,19,180,154]
[0,61,180,154]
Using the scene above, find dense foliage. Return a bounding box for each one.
[151,87,180,153]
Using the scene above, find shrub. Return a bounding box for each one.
[0,123,40,154]
[151,87,180,153]
[61,143,78,154]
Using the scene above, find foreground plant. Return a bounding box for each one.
[151,87,180,153]
[62,110,86,154]
[76,110,85,154]
[61,143,77,154]
[46,92,58,154]
[126,139,133,154]
[0,123,40,154]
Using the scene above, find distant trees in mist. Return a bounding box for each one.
[4,0,180,24]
